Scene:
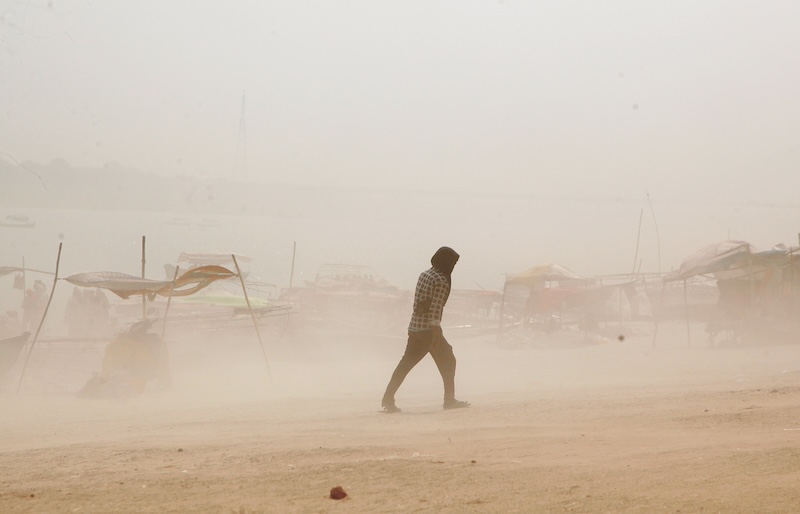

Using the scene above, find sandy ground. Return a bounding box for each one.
[3,321,800,513]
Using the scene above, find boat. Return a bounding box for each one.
[164,252,252,280]
[0,214,36,228]
[0,332,29,380]
[282,263,409,340]
[196,218,221,228]
[164,217,191,226]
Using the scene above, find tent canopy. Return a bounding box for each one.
[65,265,237,299]
[505,263,586,287]
[0,267,21,278]
[666,240,788,282]
[0,266,54,278]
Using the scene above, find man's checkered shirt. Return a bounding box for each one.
[408,267,451,332]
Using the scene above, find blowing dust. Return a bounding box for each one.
[5,277,800,514]
[4,298,795,434]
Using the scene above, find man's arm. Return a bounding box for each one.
[428,275,448,328]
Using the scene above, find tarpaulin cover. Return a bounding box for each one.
[0,267,21,278]
[1,266,55,278]
[65,265,236,299]
[505,263,585,286]
[663,240,793,281]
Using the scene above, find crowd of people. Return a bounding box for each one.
[2,282,113,341]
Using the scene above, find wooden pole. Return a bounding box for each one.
[233,254,271,380]
[141,235,146,320]
[683,279,691,347]
[631,208,643,274]
[289,241,297,289]
[157,264,180,391]
[16,243,63,392]
[789,247,794,315]
[161,265,180,341]
[496,279,508,346]
[647,193,663,349]
[622,210,644,331]
[646,192,662,276]
[652,277,667,349]
[618,279,624,330]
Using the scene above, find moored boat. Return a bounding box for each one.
[0,214,35,228]
[0,332,29,380]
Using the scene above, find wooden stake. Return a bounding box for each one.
[157,264,180,391]
[652,278,667,349]
[496,279,508,346]
[289,241,297,289]
[684,279,691,347]
[16,243,63,392]
[141,235,146,320]
[161,265,180,341]
[619,207,644,324]
[233,254,272,380]
[631,208,643,275]
[646,192,661,275]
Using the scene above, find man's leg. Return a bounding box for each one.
[429,334,457,403]
[382,330,432,408]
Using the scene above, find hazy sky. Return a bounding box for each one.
[2,0,799,202]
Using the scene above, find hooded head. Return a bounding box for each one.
[431,246,460,277]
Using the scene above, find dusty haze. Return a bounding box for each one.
[2,187,800,511]
[2,1,800,512]
[2,1,799,200]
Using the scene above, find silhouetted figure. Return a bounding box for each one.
[381,247,470,413]
[65,287,87,337]
[87,288,111,337]
[21,281,47,332]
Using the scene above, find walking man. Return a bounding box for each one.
[381,246,470,413]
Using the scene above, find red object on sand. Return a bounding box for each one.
[329,486,348,500]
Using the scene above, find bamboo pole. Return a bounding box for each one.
[623,208,645,328]
[631,208,644,275]
[233,254,272,380]
[620,210,644,331]
[683,279,691,347]
[792,236,800,324]
[791,247,796,316]
[141,235,146,320]
[652,278,667,349]
[157,265,181,390]
[646,192,662,276]
[496,279,508,346]
[618,279,624,330]
[161,265,180,341]
[16,243,63,392]
[647,194,663,349]
[289,241,297,289]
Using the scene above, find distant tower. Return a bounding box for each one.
[233,92,247,182]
